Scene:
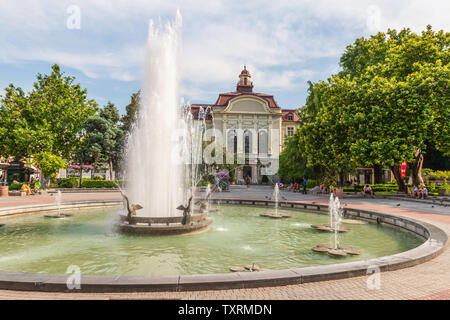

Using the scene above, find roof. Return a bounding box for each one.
[215,92,280,108]
[189,105,214,120]
[240,66,250,76]
[281,109,300,122]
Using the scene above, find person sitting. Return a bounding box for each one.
[287,183,293,191]
[363,185,374,198]
[410,185,419,198]
[32,181,41,194]
[294,182,299,192]
[418,185,428,199]
[310,186,320,194]
[20,183,32,196]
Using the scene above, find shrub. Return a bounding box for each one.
[207,174,216,184]
[80,179,123,188]
[261,175,269,183]
[196,180,208,187]
[56,178,78,188]
[8,182,23,190]
[93,175,103,181]
[306,179,317,188]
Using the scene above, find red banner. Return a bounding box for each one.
[401,162,407,177]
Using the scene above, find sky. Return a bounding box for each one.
[0,0,449,114]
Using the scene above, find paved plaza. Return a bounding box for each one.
[0,186,448,300]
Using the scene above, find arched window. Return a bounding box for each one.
[244,130,252,154]
[258,130,268,154]
[287,113,293,121]
[227,130,237,153]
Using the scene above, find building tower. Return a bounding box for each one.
[236,66,254,93]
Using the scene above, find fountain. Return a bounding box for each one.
[115,11,212,235]
[260,184,291,218]
[311,194,349,232]
[312,194,360,256]
[44,190,73,218]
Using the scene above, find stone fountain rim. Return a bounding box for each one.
[0,199,447,292]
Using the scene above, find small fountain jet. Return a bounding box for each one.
[119,190,143,222]
[195,187,212,213]
[195,201,207,212]
[177,196,192,225]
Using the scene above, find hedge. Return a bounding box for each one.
[56,178,78,188]
[342,183,441,193]
[56,178,123,188]
[8,182,37,190]
[80,179,123,188]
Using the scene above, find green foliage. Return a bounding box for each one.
[0,64,98,161]
[294,26,449,190]
[121,91,141,133]
[33,152,66,182]
[8,182,24,190]
[207,174,216,184]
[422,169,450,180]
[93,175,104,181]
[279,133,312,180]
[56,177,78,188]
[80,179,123,188]
[56,178,122,188]
[306,179,317,188]
[76,102,125,179]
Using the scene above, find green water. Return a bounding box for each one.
[0,205,423,276]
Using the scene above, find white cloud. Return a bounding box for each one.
[0,0,449,104]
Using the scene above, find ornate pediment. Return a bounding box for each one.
[223,96,273,114]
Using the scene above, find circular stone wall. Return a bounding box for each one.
[0,199,446,292]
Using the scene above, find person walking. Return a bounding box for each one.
[302,177,308,195]
[245,175,251,189]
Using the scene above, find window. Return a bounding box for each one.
[258,130,268,154]
[287,113,293,121]
[244,130,252,154]
[227,130,237,153]
[287,127,294,136]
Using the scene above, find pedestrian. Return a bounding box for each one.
[363,184,374,198]
[245,175,251,189]
[302,177,308,194]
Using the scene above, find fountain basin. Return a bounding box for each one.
[115,212,213,235]
[311,225,350,232]
[312,244,361,256]
[0,201,445,292]
[44,213,73,218]
[260,213,291,218]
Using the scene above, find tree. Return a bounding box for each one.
[0,64,98,184]
[296,26,449,192]
[27,64,98,159]
[80,102,124,180]
[33,152,67,186]
[121,90,141,134]
[279,132,310,181]
[339,26,449,187]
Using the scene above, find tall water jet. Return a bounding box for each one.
[329,193,342,249]
[117,11,212,234]
[125,11,184,217]
[273,183,279,216]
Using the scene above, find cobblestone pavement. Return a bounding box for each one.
[0,186,448,300]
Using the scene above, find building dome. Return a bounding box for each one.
[240,65,250,76]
